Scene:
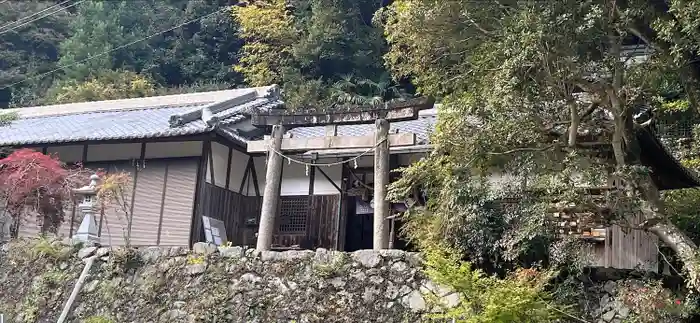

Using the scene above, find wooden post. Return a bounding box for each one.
[256,124,286,252]
[374,119,390,250]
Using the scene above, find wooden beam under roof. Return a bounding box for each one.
[250,97,435,127]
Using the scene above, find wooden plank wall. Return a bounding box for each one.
[14,159,198,247]
[200,183,262,247]
[585,213,659,273]
[306,195,341,249]
[200,183,341,250]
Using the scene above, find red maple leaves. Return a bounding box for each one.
[0,149,90,234]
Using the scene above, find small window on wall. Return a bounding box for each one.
[278,196,308,234]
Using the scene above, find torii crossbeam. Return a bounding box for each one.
[248,97,435,252]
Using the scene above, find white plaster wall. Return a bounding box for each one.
[45,141,204,164]
[282,160,343,196]
[206,142,229,188]
[252,156,343,196]
[354,156,374,168]
[252,156,267,195]
[204,143,256,194]
[86,143,141,162]
[227,149,249,192]
[144,141,202,159]
[46,145,83,163]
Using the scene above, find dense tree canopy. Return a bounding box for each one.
[382,0,700,300]
[0,0,241,107]
[0,0,404,108]
[0,1,73,107]
[234,0,410,109]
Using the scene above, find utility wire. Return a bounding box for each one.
[0,7,227,91]
[0,0,71,32]
[0,0,83,35]
[0,0,73,33]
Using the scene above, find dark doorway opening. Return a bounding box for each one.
[343,196,417,252]
[344,196,373,251]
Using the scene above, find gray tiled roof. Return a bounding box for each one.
[0,87,282,146]
[289,112,437,144]
[0,85,438,149]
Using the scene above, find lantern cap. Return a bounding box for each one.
[73,174,100,195]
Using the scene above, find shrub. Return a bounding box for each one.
[421,244,565,323]
[0,149,90,234]
[96,171,134,246]
[617,279,698,322]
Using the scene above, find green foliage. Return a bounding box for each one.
[106,248,142,276]
[233,0,296,87]
[389,151,573,272]
[56,1,132,81]
[17,268,70,323]
[421,245,564,323]
[0,111,18,126]
[187,254,205,265]
[617,279,698,322]
[665,187,700,245]
[56,0,240,86]
[661,125,700,245]
[312,252,348,278]
[0,1,73,108]
[2,0,241,107]
[41,270,69,289]
[83,316,115,323]
[143,0,242,87]
[660,99,691,113]
[30,236,72,261]
[234,0,405,109]
[330,73,410,107]
[44,70,156,104]
[380,0,700,295]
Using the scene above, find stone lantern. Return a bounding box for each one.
[72,174,100,244]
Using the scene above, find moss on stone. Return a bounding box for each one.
[186,254,205,265]
[83,315,114,323]
[2,240,436,322]
[312,252,349,278]
[106,248,142,276]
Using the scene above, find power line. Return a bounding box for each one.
[0,7,227,91]
[0,0,72,33]
[0,0,83,35]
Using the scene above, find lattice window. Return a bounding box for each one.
[278,197,308,234]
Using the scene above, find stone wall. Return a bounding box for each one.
[578,278,688,323]
[0,212,10,243]
[0,238,459,323]
[2,238,690,323]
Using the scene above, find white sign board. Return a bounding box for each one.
[202,216,228,246]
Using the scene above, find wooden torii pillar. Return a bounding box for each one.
[247,98,434,251]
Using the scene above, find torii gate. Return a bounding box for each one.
[247,97,435,251]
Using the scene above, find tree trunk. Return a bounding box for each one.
[638,173,700,290]
[568,101,579,148]
[649,222,700,290]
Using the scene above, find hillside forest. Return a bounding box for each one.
[0,0,407,109]
[7,0,700,321]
